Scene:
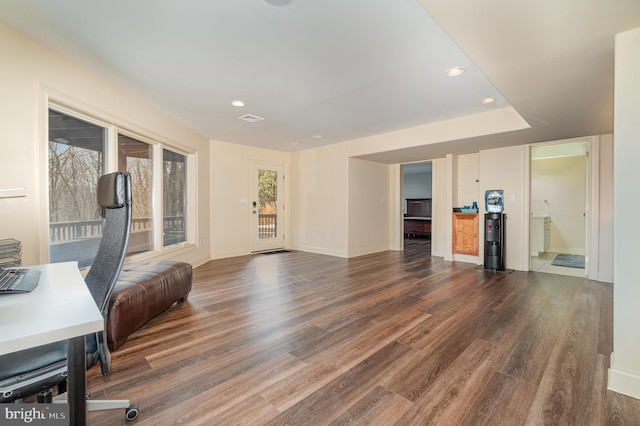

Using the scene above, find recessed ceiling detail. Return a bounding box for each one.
[264,0,295,6]
[0,0,518,153]
[238,114,265,123]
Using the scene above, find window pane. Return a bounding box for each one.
[118,135,153,255]
[258,169,278,239]
[163,149,186,246]
[48,109,105,268]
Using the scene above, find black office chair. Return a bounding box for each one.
[0,172,138,421]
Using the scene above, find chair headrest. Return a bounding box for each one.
[97,172,132,208]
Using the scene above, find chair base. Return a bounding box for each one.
[53,392,139,421]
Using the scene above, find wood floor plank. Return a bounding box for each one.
[264,342,414,425]
[259,360,349,412]
[139,353,306,425]
[524,279,602,425]
[327,385,413,426]
[394,338,508,425]
[83,242,638,425]
[497,275,580,385]
[459,371,538,426]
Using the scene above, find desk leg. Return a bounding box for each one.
[68,336,87,426]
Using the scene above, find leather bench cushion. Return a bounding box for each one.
[107,260,192,351]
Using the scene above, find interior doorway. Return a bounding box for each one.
[402,162,433,256]
[529,140,588,277]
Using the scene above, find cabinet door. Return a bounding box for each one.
[453,213,479,255]
[531,218,544,253]
[544,218,551,251]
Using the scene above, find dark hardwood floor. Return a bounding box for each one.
[87,245,640,425]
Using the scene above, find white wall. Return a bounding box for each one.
[0,23,211,267]
[609,27,640,400]
[403,170,432,213]
[456,153,479,208]
[348,158,389,257]
[531,156,586,255]
[291,106,529,258]
[290,145,350,257]
[210,139,290,259]
[479,145,528,271]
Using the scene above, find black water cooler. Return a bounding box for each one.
[484,213,506,271]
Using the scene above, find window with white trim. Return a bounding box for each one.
[118,134,154,255]
[163,149,187,247]
[47,104,193,266]
[48,108,106,268]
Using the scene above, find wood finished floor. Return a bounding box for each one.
[87,243,640,425]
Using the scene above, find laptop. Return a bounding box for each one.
[0,267,41,294]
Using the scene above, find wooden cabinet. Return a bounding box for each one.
[530,216,551,256]
[453,213,479,256]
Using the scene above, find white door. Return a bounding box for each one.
[250,163,285,252]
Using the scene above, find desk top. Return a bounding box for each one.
[0,262,103,355]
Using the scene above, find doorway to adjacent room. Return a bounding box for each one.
[402,162,432,256]
[529,140,588,277]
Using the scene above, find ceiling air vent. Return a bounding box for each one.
[238,114,264,123]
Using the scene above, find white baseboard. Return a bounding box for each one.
[211,248,250,260]
[608,353,640,400]
[452,253,481,265]
[290,244,347,258]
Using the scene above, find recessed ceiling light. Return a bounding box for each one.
[445,67,466,77]
[264,0,295,6]
[312,134,323,139]
[231,100,245,107]
[480,97,496,104]
[291,141,299,146]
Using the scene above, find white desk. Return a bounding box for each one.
[0,262,103,425]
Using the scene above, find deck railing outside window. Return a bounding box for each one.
[50,216,185,266]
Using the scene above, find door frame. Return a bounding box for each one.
[249,161,286,253]
[400,161,434,252]
[527,136,600,278]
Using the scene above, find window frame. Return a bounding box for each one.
[46,105,111,268]
[162,147,189,248]
[117,131,156,256]
[43,97,196,266]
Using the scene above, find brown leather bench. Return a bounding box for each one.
[106,260,192,351]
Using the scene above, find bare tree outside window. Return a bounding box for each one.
[118,134,153,255]
[48,108,190,263]
[48,109,105,268]
[163,149,186,246]
[258,169,277,239]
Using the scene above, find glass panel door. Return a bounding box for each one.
[251,163,284,252]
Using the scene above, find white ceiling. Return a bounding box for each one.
[2,0,640,162]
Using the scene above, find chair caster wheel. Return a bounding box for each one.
[125,404,139,421]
